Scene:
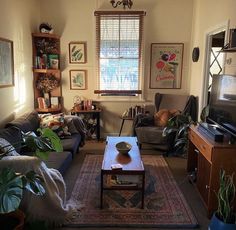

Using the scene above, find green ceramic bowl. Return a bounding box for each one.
[115,141,132,154]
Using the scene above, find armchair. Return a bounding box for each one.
[134,93,197,151]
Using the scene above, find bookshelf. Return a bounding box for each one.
[32,33,62,113]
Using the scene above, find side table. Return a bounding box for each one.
[71,109,101,141]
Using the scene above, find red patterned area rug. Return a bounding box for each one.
[64,154,198,228]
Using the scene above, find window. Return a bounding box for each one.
[95,11,145,96]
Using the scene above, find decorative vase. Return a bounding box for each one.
[43,92,50,108]
[209,213,236,230]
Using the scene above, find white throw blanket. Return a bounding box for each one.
[0,155,81,224]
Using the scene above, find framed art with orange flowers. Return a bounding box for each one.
[149,43,184,89]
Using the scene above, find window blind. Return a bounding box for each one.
[95,11,145,96]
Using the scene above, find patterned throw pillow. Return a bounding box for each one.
[0,138,20,157]
[154,109,171,127]
[154,109,181,127]
[39,113,71,138]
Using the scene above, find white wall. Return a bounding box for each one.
[40,0,194,136]
[189,0,236,113]
[0,0,40,127]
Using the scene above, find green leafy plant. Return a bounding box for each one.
[0,168,45,214]
[163,113,195,155]
[23,128,63,160]
[0,128,63,160]
[216,169,236,224]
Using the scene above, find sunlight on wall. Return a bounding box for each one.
[13,29,28,113]
[14,63,27,113]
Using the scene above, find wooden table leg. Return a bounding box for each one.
[100,170,103,209]
[141,173,145,209]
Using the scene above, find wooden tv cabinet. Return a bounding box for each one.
[187,125,236,217]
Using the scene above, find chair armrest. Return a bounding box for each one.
[0,156,42,173]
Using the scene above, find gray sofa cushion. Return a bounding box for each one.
[6,111,40,133]
[61,133,81,157]
[44,151,72,175]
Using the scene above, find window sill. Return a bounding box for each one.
[93,97,146,103]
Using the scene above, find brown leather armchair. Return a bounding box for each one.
[134,93,197,151]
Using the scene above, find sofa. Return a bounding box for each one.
[134,93,197,151]
[0,110,85,175]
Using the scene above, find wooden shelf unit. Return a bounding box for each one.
[32,33,62,112]
[187,125,236,217]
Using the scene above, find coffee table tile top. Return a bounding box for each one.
[102,136,144,172]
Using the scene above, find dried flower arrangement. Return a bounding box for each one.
[36,74,59,93]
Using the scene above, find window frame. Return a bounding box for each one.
[94,11,146,98]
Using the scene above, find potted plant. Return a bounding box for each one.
[0,168,45,229]
[162,113,195,156]
[0,127,63,229]
[209,169,236,230]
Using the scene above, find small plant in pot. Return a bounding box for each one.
[0,127,63,229]
[209,169,236,230]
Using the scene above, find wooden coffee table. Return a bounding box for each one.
[100,136,145,209]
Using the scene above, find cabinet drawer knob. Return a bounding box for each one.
[194,149,200,154]
[206,185,210,190]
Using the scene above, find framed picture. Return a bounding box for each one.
[149,43,184,89]
[69,41,87,64]
[0,37,14,88]
[50,96,59,108]
[70,70,87,90]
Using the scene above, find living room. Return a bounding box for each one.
[0,0,236,229]
[0,0,234,131]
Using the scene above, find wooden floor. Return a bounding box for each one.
[57,141,210,230]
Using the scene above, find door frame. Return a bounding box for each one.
[201,20,229,110]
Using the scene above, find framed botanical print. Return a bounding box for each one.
[69,41,87,64]
[149,43,184,89]
[70,70,87,90]
[0,37,14,88]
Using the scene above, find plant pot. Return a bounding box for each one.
[209,213,236,230]
[0,209,25,230]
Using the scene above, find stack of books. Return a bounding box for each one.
[106,175,141,187]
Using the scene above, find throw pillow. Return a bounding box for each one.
[154,109,171,127]
[39,113,71,138]
[169,109,181,117]
[0,138,20,157]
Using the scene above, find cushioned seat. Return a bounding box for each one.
[134,93,196,151]
[45,151,72,175]
[60,134,81,157]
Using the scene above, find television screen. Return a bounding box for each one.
[208,74,236,137]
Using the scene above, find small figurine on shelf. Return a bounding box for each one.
[39,23,54,34]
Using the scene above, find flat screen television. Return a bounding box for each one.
[207,74,236,140]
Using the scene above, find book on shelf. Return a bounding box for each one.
[37,97,47,109]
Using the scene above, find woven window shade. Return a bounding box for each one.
[94,11,145,96]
